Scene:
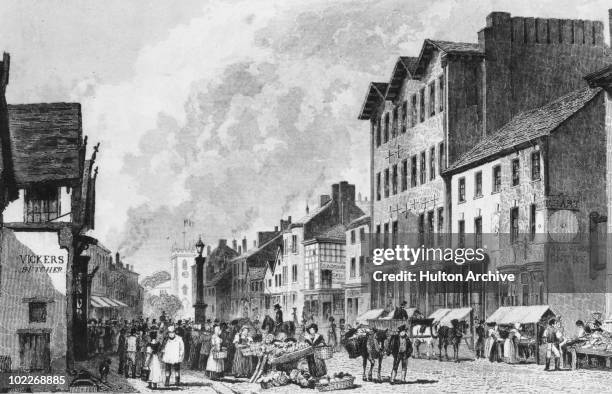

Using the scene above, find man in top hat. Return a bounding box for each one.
[274,304,283,328]
[388,324,411,383]
[392,301,409,320]
[161,326,184,386]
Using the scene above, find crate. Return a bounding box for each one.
[315,346,333,360]
[315,377,355,392]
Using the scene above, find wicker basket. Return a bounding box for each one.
[260,381,271,390]
[315,346,333,360]
[315,377,355,392]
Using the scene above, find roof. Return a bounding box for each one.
[413,39,483,78]
[429,307,472,327]
[347,214,370,230]
[8,103,83,186]
[304,223,347,244]
[205,267,231,287]
[445,87,602,174]
[356,308,386,324]
[292,200,332,226]
[385,57,418,101]
[486,305,556,325]
[247,267,266,281]
[231,233,281,262]
[585,64,612,88]
[358,82,388,120]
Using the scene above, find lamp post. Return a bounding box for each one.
[194,237,207,324]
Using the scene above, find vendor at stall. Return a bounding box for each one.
[232,325,254,378]
[304,323,327,377]
[503,323,522,364]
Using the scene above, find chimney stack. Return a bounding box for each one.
[274,225,279,232]
[115,252,120,264]
[306,203,310,215]
[242,237,247,252]
[232,239,238,251]
[238,246,242,254]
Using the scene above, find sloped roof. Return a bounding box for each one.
[385,56,419,101]
[231,232,281,262]
[347,214,370,230]
[304,223,347,244]
[445,87,602,174]
[292,200,332,226]
[413,39,483,78]
[8,103,83,186]
[486,305,556,325]
[358,82,388,120]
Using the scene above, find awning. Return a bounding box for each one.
[356,309,386,324]
[91,295,128,309]
[429,308,472,327]
[380,307,421,320]
[486,305,555,325]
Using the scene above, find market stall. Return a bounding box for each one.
[367,308,422,331]
[429,307,474,350]
[569,327,612,370]
[486,305,556,364]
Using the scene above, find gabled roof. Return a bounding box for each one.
[8,103,83,186]
[230,232,281,262]
[304,223,347,245]
[444,87,602,175]
[358,82,388,120]
[385,57,418,101]
[292,200,332,226]
[413,39,483,78]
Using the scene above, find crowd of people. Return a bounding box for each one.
[86,306,338,389]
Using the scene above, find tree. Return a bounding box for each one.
[144,293,183,320]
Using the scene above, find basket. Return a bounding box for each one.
[213,349,228,359]
[268,347,313,365]
[315,346,333,360]
[344,337,362,359]
[260,381,271,390]
[315,377,355,392]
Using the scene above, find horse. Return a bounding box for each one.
[386,331,412,384]
[343,328,389,382]
[411,323,435,359]
[261,315,296,338]
[432,319,463,362]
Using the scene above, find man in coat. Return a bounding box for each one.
[162,326,185,386]
[274,304,283,328]
[392,301,409,320]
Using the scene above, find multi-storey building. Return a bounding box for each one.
[246,266,266,321]
[358,10,612,317]
[203,239,238,321]
[343,215,370,326]
[0,58,98,370]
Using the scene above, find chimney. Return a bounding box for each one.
[242,237,247,252]
[288,216,291,223]
[218,239,227,248]
[274,226,279,232]
[306,203,310,215]
[232,239,238,251]
[336,181,356,225]
[238,246,242,254]
[320,194,331,207]
[207,245,212,256]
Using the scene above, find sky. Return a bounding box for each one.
[0,0,609,276]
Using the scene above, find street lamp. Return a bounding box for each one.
[194,236,207,324]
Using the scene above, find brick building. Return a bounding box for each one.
[358,10,612,317]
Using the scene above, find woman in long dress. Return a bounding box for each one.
[484,323,498,362]
[328,317,337,350]
[504,323,521,364]
[206,325,225,380]
[232,326,253,378]
[304,323,327,377]
[145,331,163,389]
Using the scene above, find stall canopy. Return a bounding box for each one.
[430,307,472,327]
[486,305,555,325]
[379,307,421,320]
[356,309,386,324]
[91,295,128,308]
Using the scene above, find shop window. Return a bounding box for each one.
[25,186,60,223]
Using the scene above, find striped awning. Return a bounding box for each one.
[91,295,128,309]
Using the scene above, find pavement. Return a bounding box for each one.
[82,349,612,393]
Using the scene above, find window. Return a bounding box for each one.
[282,267,288,285]
[383,223,389,249]
[291,265,297,283]
[375,118,381,147]
[383,113,389,143]
[458,220,465,248]
[25,186,60,223]
[474,217,482,248]
[29,302,47,323]
[418,214,425,245]
[376,172,381,201]
[182,260,187,270]
[292,235,298,253]
[427,211,434,246]
[350,258,356,278]
[529,204,536,241]
[474,171,482,197]
[392,164,398,195]
[321,270,332,288]
[350,230,356,244]
[401,101,407,133]
[420,151,426,184]
[411,94,417,127]
[359,228,366,242]
[429,82,436,117]
[512,158,520,186]
[419,88,425,122]
[458,178,466,203]
[531,151,541,180]
[439,142,445,174]
[492,165,502,193]
[359,256,365,277]
[384,168,390,198]
[375,224,381,248]
[437,208,444,243]
[430,146,436,180]
[438,75,445,113]
[392,106,398,138]
[401,159,408,191]
[411,156,417,187]
[510,207,519,243]
[392,220,398,247]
